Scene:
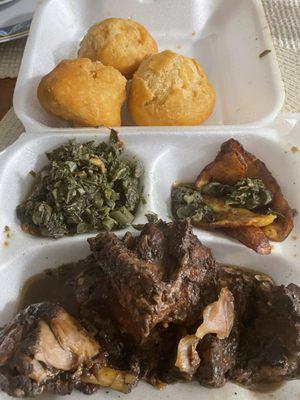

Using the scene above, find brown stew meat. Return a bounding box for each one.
[0,220,299,396]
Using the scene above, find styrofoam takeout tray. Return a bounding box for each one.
[3,0,300,398]
[0,119,300,399]
[13,0,284,131]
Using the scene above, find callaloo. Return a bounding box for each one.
[201,178,273,210]
[17,131,143,238]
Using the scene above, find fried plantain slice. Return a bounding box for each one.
[221,226,272,255]
[196,196,277,229]
[195,139,294,242]
[195,151,247,187]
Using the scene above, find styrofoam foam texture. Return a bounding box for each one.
[0,125,300,398]
[14,0,284,132]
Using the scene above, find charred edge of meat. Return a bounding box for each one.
[88,219,216,343]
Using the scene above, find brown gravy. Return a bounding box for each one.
[234,381,284,394]
[251,381,285,393]
[18,256,94,317]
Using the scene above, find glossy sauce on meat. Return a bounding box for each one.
[6,221,300,397]
[18,257,93,317]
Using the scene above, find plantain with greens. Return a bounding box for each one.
[17,131,143,238]
[171,139,294,254]
[171,180,276,229]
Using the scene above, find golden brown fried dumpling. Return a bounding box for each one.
[128,50,215,126]
[37,58,126,127]
[78,18,158,79]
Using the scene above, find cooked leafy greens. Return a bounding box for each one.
[171,178,273,224]
[17,131,143,237]
[145,212,159,223]
[201,178,273,210]
[171,186,215,223]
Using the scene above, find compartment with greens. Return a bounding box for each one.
[17,131,143,237]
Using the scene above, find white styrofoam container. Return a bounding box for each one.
[0,122,300,399]
[14,0,284,132]
[3,0,300,398]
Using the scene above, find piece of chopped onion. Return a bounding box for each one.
[175,287,234,374]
